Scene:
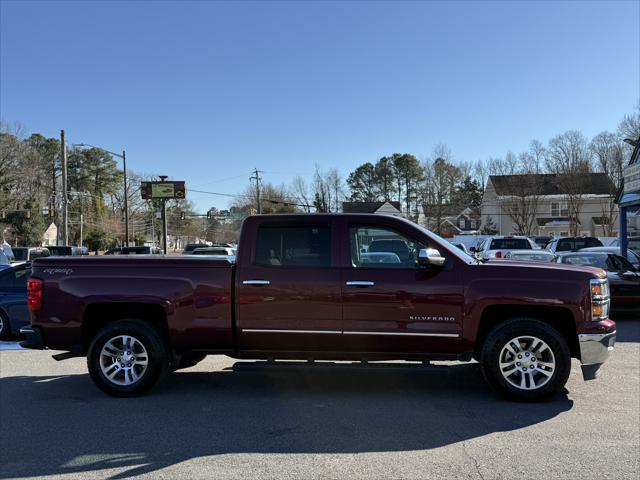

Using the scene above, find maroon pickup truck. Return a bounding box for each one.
[21,214,616,401]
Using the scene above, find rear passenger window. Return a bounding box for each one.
[255,225,331,267]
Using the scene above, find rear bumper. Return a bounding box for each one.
[579,330,616,380]
[19,326,45,350]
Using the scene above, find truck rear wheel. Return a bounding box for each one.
[480,318,571,402]
[87,319,169,397]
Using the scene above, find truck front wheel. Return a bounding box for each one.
[480,318,571,402]
[87,319,169,397]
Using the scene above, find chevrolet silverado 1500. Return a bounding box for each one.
[21,214,616,401]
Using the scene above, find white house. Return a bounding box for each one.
[481,173,619,237]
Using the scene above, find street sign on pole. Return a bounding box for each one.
[141,181,186,200]
[623,163,640,195]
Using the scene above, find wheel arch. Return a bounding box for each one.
[82,302,169,353]
[474,305,580,359]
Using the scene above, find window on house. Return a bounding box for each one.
[551,203,569,217]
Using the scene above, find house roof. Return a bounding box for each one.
[342,201,401,213]
[489,173,615,196]
[422,204,459,216]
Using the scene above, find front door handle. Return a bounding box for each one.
[242,279,270,286]
[345,281,375,287]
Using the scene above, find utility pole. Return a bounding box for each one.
[122,150,129,246]
[159,176,168,254]
[250,168,262,214]
[79,213,84,248]
[150,206,156,247]
[60,130,68,246]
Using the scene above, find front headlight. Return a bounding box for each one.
[590,278,610,321]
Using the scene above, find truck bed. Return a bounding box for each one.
[31,256,235,353]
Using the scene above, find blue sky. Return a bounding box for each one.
[1,0,638,211]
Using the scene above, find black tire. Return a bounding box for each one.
[480,317,571,402]
[87,319,169,397]
[173,353,207,371]
[0,311,11,340]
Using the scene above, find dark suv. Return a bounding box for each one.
[546,237,603,253]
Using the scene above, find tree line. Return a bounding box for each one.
[1,105,638,247]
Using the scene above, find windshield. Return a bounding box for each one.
[47,246,72,256]
[510,252,554,261]
[557,238,603,251]
[12,248,28,261]
[559,254,610,270]
[490,238,531,250]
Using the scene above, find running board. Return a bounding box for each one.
[52,351,83,361]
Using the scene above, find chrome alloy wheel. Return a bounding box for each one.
[0,316,4,335]
[499,335,556,390]
[99,335,149,386]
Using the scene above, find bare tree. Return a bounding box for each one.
[501,174,541,235]
[617,103,640,143]
[546,131,593,235]
[291,176,312,212]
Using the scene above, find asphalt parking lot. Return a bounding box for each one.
[1,321,639,480]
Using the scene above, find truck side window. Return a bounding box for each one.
[350,226,424,269]
[255,225,331,267]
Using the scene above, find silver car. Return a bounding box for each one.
[472,236,538,260]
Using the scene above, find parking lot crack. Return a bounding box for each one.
[460,441,485,480]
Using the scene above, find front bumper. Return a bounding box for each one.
[579,330,616,380]
[19,326,45,350]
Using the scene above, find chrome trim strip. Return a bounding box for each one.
[242,280,270,286]
[242,329,342,334]
[345,281,375,287]
[343,331,459,338]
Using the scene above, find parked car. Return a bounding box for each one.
[22,214,616,401]
[105,246,162,255]
[1,241,14,261]
[545,237,603,254]
[609,236,640,253]
[192,247,236,256]
[182,243,209,255]
[579,246,640,269]
[555,252,640,317]
[503,250,555,262]
[47,246,87,256]
[530,236,553,249]
[472,236,538,260]
[0,249,11,271]
[11,247,50,263]
[0,263,31,339]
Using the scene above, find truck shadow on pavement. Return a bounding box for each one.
[0,362,573,479]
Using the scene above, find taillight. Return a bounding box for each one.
[27,278,43,311]
[495,251,502,258]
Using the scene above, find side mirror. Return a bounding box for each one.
[418,248,446,267]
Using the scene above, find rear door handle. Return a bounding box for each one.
[242,280,270,286]
[345,281,375,287]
